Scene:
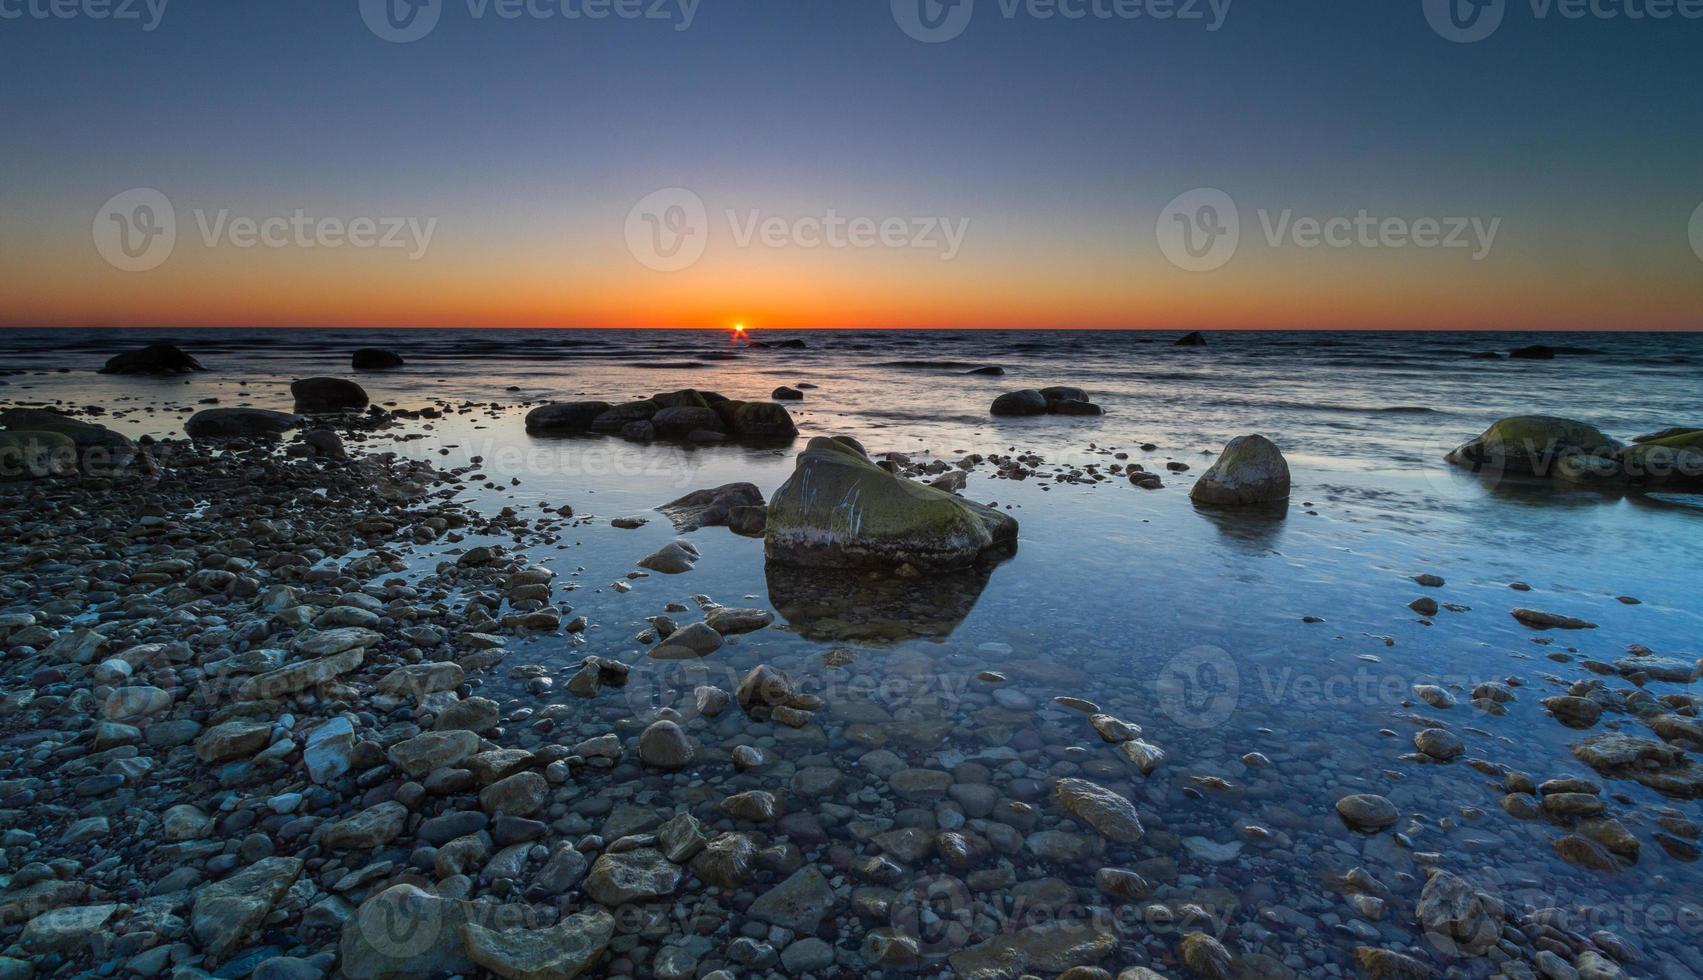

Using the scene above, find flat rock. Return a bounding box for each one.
[1054,778,1144,843]
[461,908,614,980]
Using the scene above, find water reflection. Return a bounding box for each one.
[765,559,1000,643]
[1191,499,1289,553]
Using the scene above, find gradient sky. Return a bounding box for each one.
[2,0,1701,330]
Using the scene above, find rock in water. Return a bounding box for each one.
[1620,428,1703,490]
[765,436,1018,570]
[0,408,135,461]
[527,401,614,434]
[1444,415,1623,483]
[772,385,804,400]
[1054,777,1145,843]
[1414,870,1500,956]
[185,408,302,440]
[352,348,405,370]
[461,909,614,980]
[1175,331,1208,346]
[727,401,798,439]
[292,377,369,412]
[658,483,766,534]
[1190,434,1291,506]
[99,341,205,374]
[991,390,1049,416]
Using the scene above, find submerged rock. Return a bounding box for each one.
[1445,415,1623,483]
[291,377,369,413]
[765,436,1018,570]
[1190,434,1291,506]
[1054,777,1145,843]
[100,341,205,374]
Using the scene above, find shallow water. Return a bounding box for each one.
[6,327,1703,975]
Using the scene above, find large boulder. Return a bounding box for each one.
[992,387,1104,417]
[0,431,77,480]
[185,409,301,440]
[1190,434,1291,506]
[99,341,204,374]
[527,401,613,435]
[292,378,369,413]
[351,348,405,370]
[1620,428,1703,490]
[1445,416,1623,483]
[1175,331,1208,346]
[765,436,1018,570]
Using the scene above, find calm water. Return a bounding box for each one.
[6,328,1703,974]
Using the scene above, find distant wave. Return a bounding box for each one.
[873,360,993,371]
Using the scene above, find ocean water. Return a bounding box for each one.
[6,327,1703,974]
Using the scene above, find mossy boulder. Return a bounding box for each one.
[0,431,77,480]
[730,402,798,439]
[1445,416,1623,483]
[1620,429,1703,489]
[1191,434,1291,506]
[765,436,1018,570]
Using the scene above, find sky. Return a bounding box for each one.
[2,0,1701,331]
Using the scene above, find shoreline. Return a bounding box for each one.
[0,356,1700,979]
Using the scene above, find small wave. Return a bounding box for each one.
[873,360,988,370]
[623,361,712,370]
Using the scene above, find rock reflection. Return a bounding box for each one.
[765,560,999,642]
[1191,499,1289,553]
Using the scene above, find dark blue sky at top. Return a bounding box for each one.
[4,0,1702,274]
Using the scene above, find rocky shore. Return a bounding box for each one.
[0,354,1700,980]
